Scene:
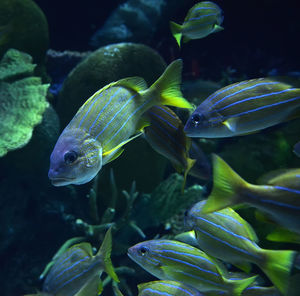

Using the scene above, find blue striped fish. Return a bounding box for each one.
[170,1,223,47]
[138,280,204,296]
[186,199,296,295]
[48,59,192,186]
[128,239,256,295]
[202,154,300,235]
[143,106,211,186]
[184,78,300,138]
[27,228,119,296]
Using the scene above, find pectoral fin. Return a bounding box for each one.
[102,132,143,157]
[213,24,224,32]
[223,118,237,132]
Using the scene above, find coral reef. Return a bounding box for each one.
[0,49,49,157]
[56,42,167,127]
[0,0,49,64]
[46,49,91,97]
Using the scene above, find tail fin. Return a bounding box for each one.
[261,249,296,295]
[201,154,248,213]
[225,275,257,296]
[97,228,119,282]
[170,21,183,47]
[150,59,192,109]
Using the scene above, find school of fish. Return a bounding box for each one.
[44,1,300,295]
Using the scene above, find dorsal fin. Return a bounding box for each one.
[113,77,148,92]
[75,242,93,257]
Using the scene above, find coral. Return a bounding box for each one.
[134,173,203,230]
[0,49,49,157]
[89,0,185,48]
[46,49,91,96]
[0,0,49,64]
[56,42,166,127]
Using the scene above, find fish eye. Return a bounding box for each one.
[139,246,149,256]
[191,114,204,126]
[64,150,78,164]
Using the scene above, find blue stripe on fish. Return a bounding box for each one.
[78,92,105,129]
[154,106,178,120]
[215,88,296,113]
[158,241,196,250]
[106,96,151,144]
[184,20,217,31]
[188,13,219,22]
[210,81,279,110]
[88,88,122,133]
[45,248,84,286]
[213,212,243,227]
[147,126,185,160]
[143,288,172,296]
[157,282,196,296]
[194,226,259,259]
[155,253,220,277]
[156,248,214,265]
[247,191,300,210]
[274,185,300,195]
[53,255,89,285]
[206,80,250,103]
[171,269,224,288]
[193,215,256,244]
[95,93,137,140]
[53,259,100,294]
[211,95,300,121]
[148,111,178,130]
[150,118,186,151]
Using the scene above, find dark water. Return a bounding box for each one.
[0,0,299,295]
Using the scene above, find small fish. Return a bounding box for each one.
[128,239,256,295]
[137,280,204,296]
[170,1,224,47]
[184,78,300,138]
[202,154,300,235]
[293,141,300,157]
[143,106,211,186]
[48,59,192,186]
[26,228,119,296]
[186,200,296,295]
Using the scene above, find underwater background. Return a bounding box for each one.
[0,0,300,295]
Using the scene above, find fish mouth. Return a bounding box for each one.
[50,177,75,187]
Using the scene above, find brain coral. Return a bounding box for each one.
[0,49,49,157]
[0,0,49,64]
[57,42,166,127]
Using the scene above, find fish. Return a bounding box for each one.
[48,59,192,186]
[143,105,211,186]
[128,239,256,295]
[201,154,300,235]
[25,228,119,296]
[170,1,224,47]
[293,141,300,157]
[137,280,204,296]
[184,78,300,138]
[186,200,296,295]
